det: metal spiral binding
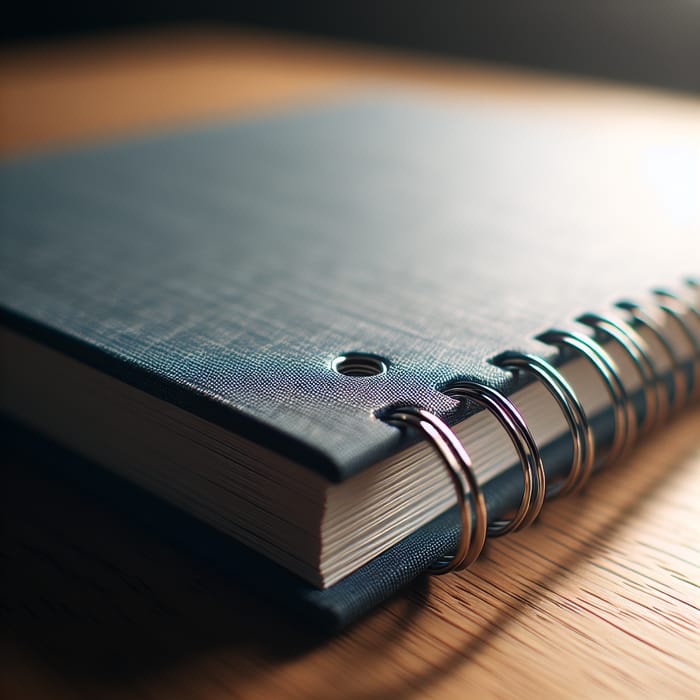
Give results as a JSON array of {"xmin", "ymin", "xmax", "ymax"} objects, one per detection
[
  {"xmin": 616, "ymin": 301, "xmax": 689, "ymax": 411},
  {"xmin": 537, "ymin": 329, "xmax": 636, "ymax": 465},
  {"xmin": 492, "ymin": 351, "xmax": 594, "ymax": 497},
  {"xmin": 441, "ymin": 382, "xmax": 546, "ymax": 536},
  {"xmin": 577, "ymin": 313, "xmax": 666, "ymax": 433},
  {"xmin": 653, "ymin": 290, "xmax": 700, "ymax": 401},
  {"xmin": 383, "ymin": 406, "xmax": 487, "ymax": 573},
  {"xmin": 381, "ymin": 280, "xmax": 697, "ymax": 576}
]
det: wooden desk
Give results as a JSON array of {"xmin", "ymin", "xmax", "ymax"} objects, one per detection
[{"xmin": 1, "ymin": 29, "xmax": 699, "ymax": 700}]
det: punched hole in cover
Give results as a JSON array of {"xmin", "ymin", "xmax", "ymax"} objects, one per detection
[{"xmin": 331, "ymin": 353, "xmax": 388, "ymax": 377}]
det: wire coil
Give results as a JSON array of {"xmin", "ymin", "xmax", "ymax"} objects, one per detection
[
  {"xmin": 537, "ymin": 329, "xmax": 636, "ymax": 464},
  {"xmin": 617, "ymin": 301, "xmax": 688, "ymax": 411},
  {"xmin": 381, "ymin": 280, "xmax": 697, "ymax": 575},
  {"xmin": 383, "ymin": 406, "xmax": 487, "ymax": 573},
  {"xmin": 493, "ymin": 351, "xmax": 594, "ymax": 497},
  {"xmin": 442, "ymin": 381, "xmax": 546, "ymax": 536},
  {"xmin": 577, "ymin": 312, "xmax": 665, "ymax": 433}
]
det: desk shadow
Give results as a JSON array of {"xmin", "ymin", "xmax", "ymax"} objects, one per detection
[
  {"xmin": 1, "ymin": 408, "xmax": 698, "ymax": 699},
  {"xmin": 0, "ymin": 419, "xmax": 427, "ymax": 689}
]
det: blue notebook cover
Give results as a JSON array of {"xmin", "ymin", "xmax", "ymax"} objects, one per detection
[{"xmin": 1, "ymin": 94, "xmax": 698, "ymax": 629}]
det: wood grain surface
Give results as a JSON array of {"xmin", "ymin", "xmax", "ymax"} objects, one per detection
[{"xmin": 1, "ymin": 28, "xmax": 699, "ymax": 700}]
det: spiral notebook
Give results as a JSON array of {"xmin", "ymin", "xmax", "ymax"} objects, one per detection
[{"xmin": 1, "ymin": 94, "xmax": 699, "ymax": 630}]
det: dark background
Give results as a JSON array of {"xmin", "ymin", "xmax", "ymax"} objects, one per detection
[{"xmin": 3, "ymin": 2, "xmax": 700, "ymax": 93}]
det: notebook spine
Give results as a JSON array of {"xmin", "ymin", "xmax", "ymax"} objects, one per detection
[{"xmin": 383, "ymin": 280, "xmax": 700, "ymax": 574}]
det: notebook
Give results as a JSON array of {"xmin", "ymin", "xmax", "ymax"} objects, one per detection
[{"xmin": 1, "ymin": 93, "xmax": 698, "ymax": 630}]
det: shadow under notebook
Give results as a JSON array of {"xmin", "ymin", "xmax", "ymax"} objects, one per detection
[{"xmin": 1, "ymin": 408, "xmax": 698, "ymax": 697}]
